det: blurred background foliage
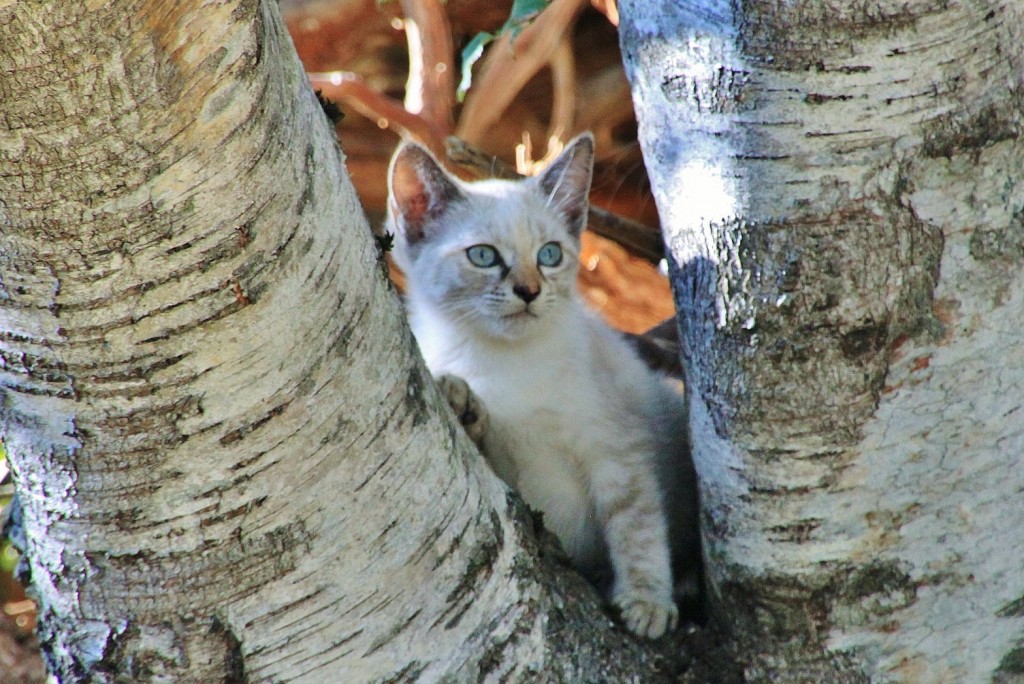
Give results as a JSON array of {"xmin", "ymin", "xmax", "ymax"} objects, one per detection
[{"xmin": 293, "ymin": 0, "xmax": 675, "ymax": 333}]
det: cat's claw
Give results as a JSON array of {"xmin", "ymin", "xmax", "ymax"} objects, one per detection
[
  {"xmin": 436, "ymin": 374, "xmax": 488, "ymax": 447},
  {"xmin": 615, "ymin": 593, "xmax": 679, "ymax": 640}
]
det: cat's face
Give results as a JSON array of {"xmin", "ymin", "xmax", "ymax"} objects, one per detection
[{"xmin": 388, "ymin": 135, "xmax": 594, "ymax": 341}]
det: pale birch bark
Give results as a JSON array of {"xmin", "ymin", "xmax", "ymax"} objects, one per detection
[
  {"xmin": 620, "ymin": 0, "xmax": 1024, "ymax": 682},
  {"xmin": 0, "ymin": 1, "xmax": 664, "ymax": 681}
]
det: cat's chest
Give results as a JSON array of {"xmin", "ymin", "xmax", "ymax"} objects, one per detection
[
  {"xmin": 429, "ymin": 329, "xmax": 620, "ymax": 565},
  {"xmin": 476, "ymin": 366, "xmax": 603, "ymax": 563},
  {"xmin": 462, "ymin": 348, "xmax": 603, "ymax": 485},
  {"xmin": 463, "ymin": 349, "xmax": 590, "ymax": 425},
  {"xmin": 414, "ymin": 311, "xmax": 613, "ymax": 449}
]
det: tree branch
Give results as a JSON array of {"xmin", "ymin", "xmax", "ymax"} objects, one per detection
[
  {"xmin": 308, "ymin": 71, "xmax": 446, "ymax": 152},
  {"xmin": 456, "ymin": 0, "xmax": 590, "ymax": 144},
  {"xmin": 548, "ymin": 34, "xmax": 577, "ymax": 144},
  {"xmin": 400, "ymin": 0, "xmax": 455, "ymax": 139}
]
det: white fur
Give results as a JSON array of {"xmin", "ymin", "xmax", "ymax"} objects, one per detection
[
  {"xmin": 389, "ymin": 136, "xmax": 691, "ymax": 638},
  {"xmin": 412, "ymin": 293, "xmax": 666, "ymax": 559}
]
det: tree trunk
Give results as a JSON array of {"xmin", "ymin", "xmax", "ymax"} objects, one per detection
[
  {"xmin": 620, "ymin": 0, "xmax": 1024, "ymax": 682},
  {"xmin": 0, "ymin": 1, "xmax": 662, "ymax": 681}
]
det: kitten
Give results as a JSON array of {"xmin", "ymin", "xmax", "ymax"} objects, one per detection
[{"xmin": 387, "ymin": 133, "xmax": 700, "ymax": 639}]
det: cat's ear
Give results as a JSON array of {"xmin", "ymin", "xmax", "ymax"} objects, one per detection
[
  {"xmin": 536, "ymin": 132, "xmax": 594, "ymax": 238},
  {"xmin": 388, "ymin": 142, "xmax": 464, "ymax": 245}
]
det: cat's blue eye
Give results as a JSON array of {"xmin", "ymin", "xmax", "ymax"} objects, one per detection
[
  {"xmin": 466, "ymin": 244, "xmax": 501, "ymax": 268},
  {"xmin": 537, "ymin": 241, "xmax": 563, "ymax": 267}
]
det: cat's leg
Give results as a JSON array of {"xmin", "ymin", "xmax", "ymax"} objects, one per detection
[
  {"xmin": 435, "ymin": 374, "xmax": 489, "ymax": 447},
  {"xmin": 590, "ymin": 458, "xmax": 678, "ymax": 639}
]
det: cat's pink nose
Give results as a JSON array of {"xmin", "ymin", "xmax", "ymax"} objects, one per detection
[{"xmin": 513, "ymin": 283, "xmax": 540, "ymax": 303}]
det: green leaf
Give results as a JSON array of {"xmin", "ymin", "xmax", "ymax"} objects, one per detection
[
  {"xmin": 507, "ymin": 0, "xmax": 548, "ymax": 24},
  {"xmin": 456, "ymin": 0, "xmax": 552, "ymax": 101},
  {"xmin": 457, "ymin": 31, "xmax": 495, "ymax": 102}
]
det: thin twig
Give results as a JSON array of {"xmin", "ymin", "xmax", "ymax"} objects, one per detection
[
  {"xmin": 587, "ymin": 205, "xmax": 665, "ymax": 264},
  {"xmin": 548, "ymin": 34, "xmax": 576, "ymax": 145},
  {"xmin": 308, "ymin": 72, "xmax": 446, "ymax": 151},
  {"xmin": 445, "ymin": 136, "xmax": 522, "ymax": 179},
  {"xmin": 400, "ymin": 0, "xmax": 455, "ymax": 140},
  {"xmin": 444, "ymin": 136, "xmax": 664, "ymax": 263}
]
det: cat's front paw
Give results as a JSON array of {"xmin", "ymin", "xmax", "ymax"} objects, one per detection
[
  {"xmin": 436, "ymin": 374, "xmax": 488, "ymax": 447},
  {"xmin": 614, "ymin": 592, "xmax": 679, "ymax": 640}
]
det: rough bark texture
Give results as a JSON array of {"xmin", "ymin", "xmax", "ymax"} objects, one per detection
[
  {"xmin": 620, "ymin": 0, "xmax": 1024, "ymax": 682},
  {"xmin": 0, "ymin": 1, "xmax": 667, "ymax": 681}
]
